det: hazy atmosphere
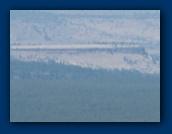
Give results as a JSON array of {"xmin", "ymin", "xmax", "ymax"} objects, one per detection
[{"xmin": 10, "ymin": 10, "xmax": 160, "ymax": 122}]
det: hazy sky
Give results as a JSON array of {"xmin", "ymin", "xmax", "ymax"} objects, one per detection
[{"xmin": 17, "ymin": 10, "xmax": 159, "ymax": 19}]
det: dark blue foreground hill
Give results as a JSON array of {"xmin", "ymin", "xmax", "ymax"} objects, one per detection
[{"xmin": 10, "ymin": 59, "xmax": 160, "ymax": 122}]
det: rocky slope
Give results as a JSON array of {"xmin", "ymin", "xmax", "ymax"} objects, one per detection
[{"xmin": 10, "ymin": 10, "xmax": 160, "ymax": 74}]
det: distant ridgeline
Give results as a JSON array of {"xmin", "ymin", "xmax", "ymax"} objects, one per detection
[
  {"xmin": 10, "ymin": 59, "xmax": 159, "ymax": 82},
  {"xmin": 11, "ymin": 45, "xmax": 147, "ymax": 55}
]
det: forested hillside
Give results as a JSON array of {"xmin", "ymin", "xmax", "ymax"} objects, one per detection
[
  {"xmin": 10, "ymin": 10, "xmax": 160, "ymax": 122},
  {"xmin": 10, "ymin": 59, "xmax": 159, "ymax": 81}
]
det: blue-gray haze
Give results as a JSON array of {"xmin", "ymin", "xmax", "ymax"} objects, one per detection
[{"xmin": 10, "ymin": 10, "xmax": 160, "ymax": 122}]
